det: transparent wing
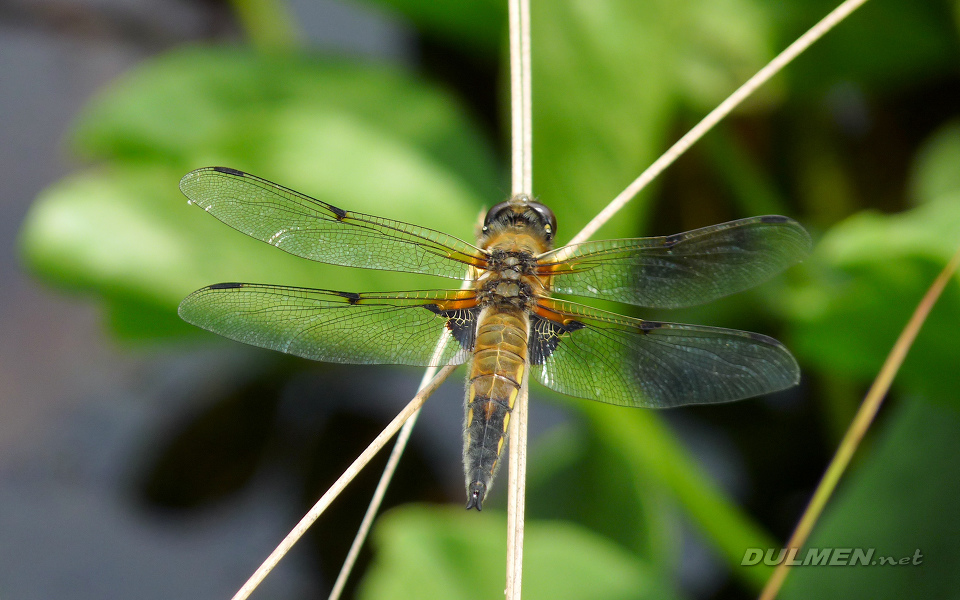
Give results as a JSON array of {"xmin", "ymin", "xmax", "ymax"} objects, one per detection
[
  {"xmin": 538, "ymin": 216, "xmax": 811, "ymax": 308},
  {"xmin": 530, "ymin": 298, "xmax": 799, "ymax": 408},
  {"xmin": 180, "ymin": 167, "xmax": 488, "ymax": 279},
  {"xmin": 179, "ymin": 284, "xmax": 479, "ymax": 366}
]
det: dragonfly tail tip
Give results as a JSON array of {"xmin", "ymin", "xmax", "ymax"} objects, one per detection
[{"xmin": 465, "ymin": 482, "xmax": 486, "ymax": 511}]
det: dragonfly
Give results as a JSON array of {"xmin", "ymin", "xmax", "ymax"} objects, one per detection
[{"xmin": 178, "ymin": 166, "xmax": 811, "ymax": 511}]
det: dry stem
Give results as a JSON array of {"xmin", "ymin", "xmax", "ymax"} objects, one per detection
[
  {"xmin": 506, "ymin": 0, "xmax": 533, "ymax": 597},
  {"xmin": 325, "ymin": 373, "xmax": 430, "ymax": 600},
  {"xmin": 230, "ymin": 363, "xmax": 457, "ymax": 600},
  {"xmin": 568, "ymin": 0, "xmax": 871, "ymax": 245},
  {"xmin": 758, "ymin": 244, "xmax": 960, "ymax": 600}
]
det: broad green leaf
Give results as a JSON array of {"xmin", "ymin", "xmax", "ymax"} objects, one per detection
[
  {"xmin": 358, "ymin": 504, "xmax": 683, "ymax": 600},
  {"xmin": 532, "ymin": 0, "xmax": 775, "ymax": 241},
  {"xmin": 526, "ymin": 421, "xmax": 680, "ymax": 569},
  {"xmin": 774, "ymin": 0, "xmax": 960, "ymax": 96},
  {"xmin": 788, "ymin": 195, "xmax": 960, "ymax": 404},
  {"xmin": 909, "ymin": 120, "xmax": 960, "ymax": 205},
  {"xmin": 780, "ymin": 398, "xmax": 960, "ymax": 600},
  {"xmin": 674, "ymin": 0, "xmax": 777, "ymax": 112},
  {"xmin": 581, "ymin": 403, "xmax": 778, "ymax": 591},
  {"xmin": 70, "ymin": 47, "xmax": 499, "ymax": 203}
]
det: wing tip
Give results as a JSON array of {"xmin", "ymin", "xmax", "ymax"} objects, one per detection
[
  {"xmin": 179, "ymin": 166, "xmax": 247, "ymax": 196},
  {"xmin": 178, "ymin": 283, "xmax": 245, "ymax": 322},
  {"xmin": 758, "ymin": 214, "xmax": 814, "ymax": 256},
  {"xmin": 744, "ymin": 330, "xmax": 803, "ymax": 386}
]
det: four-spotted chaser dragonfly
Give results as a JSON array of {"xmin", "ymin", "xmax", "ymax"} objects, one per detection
[{"xmin": 178, "ymin": 166, "xmax": 811, "ymax": 510}]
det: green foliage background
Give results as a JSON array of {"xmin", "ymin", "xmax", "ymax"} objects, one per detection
[{"xmin": 16, "ymin": 0, "xmax": 960, "ymax": 598}]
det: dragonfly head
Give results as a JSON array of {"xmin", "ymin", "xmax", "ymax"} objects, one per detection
[{"xmin": 482, "ymin": 194, "xmax": 557, "ymax": 245}]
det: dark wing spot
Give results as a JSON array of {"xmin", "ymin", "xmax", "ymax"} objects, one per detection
[
  {"xmin": 663, "ymin": 233, "xmax": 684, "ymax": 247},
  {"xmin": 209, "ymin": 282, "xmax": 243, "ymax": 289},
  {"xmin": 759, "ymin": 215, "xmax": 791, "ymax": 224},
  {"xmin": 330, "ymin": 290, "xmax": 361, "ymax": 303},
  {"xmin": 212, "ymin": 166, "xmax": 245, "ymax": 176},
  {"xmin": 638, "ymin": 320, "xmax": 664, "ymax": 332},
  {"xmin": 329, "ymin": 204, "xmax": 348, "ymax": 220}
]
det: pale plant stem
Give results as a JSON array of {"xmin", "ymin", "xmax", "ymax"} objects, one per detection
[
  {"xmin": 229, "ymin": 363, "xmax": 457, "ymax": 600},
  {"xmin": 758, "ymin": 245, "xmax": 960, "ymax": 600},
  {"xmin": 567, "ymin": 0, "xmax": 870, "ymax": 246},
  {"xmin": 325, "ymin": 372, "xmax": 432, "ymax": 600},
  {"xmin": 506, "ymin": 0, "xmax": 532, "ymax": 598},
  {"xmin": 510, "ymin": 0, "xmax": 533, "ymax": 196},
  {"xmin": 505, "ymin": 369, "xmax": 530, "ymax": 598},
  {"xmin": 328, "ymin": 267, "xmax": 476, "ymax": 600}
]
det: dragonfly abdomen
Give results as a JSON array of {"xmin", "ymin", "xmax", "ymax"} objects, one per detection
[{"xmin": 463, "ymin": 307, "xmax": 529, "ymax": 511}]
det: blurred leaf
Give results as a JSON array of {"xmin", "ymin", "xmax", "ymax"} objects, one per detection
[
  {"xmin": 362, "ymin": 0, "xmax": 504, "ymax": 54},
  {"xmin": 780, "ymin": 398, "xmax": 960, "ymax": 600},
  {"xmin": 582, "ymin": 403, "xmax": 778, "ymax": 591},
  {"xmin": 358, "ymin": 504, "xmax": 683, "ymax": 600},
  {"xmin": 526, "ymin": 421, "xmax": 680, "ymax": 571},
  {"xmin": 674, "ymin": 0, "xmax": 777, "ymax": 111},
  {"xmin": 909, "ymin": 120, "xmax": 960, "ymax": 205},
  {"xmin": 531, "ymin": 0, "xmax": 670, "ymax": 239},
  {"xmin": 775, "ymin": 0, "xmax": 960, "ymax": 96},
  {"xmin": 790, "ymin": 124, "xmax": 960, "ymax": 402},
  {"xmin": 71, "ymin": 47, "xmax": 499, "ymax": 202},
  {"xmin": 532, "ymin": 0, "xmax": 776, "ymax": 241},
  {"xmin": 788, "ymin": 195, "xmax": 960, "ymax": 404},
  {"xmin": 20, "ymin": 48, "xmax": 498, "ymax": 339}
]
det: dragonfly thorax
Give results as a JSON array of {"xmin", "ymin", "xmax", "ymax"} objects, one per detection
[{"xmin": 475, "ymin": 249, "xmax": 544, "ymax": 309}]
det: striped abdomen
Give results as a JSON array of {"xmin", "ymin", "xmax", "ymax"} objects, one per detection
[{"xmin": 463, "ymin": 307, "xmax": 529, "ymax": 510}]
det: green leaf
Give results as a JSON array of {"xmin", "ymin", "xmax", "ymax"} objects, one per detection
[
  {"xmin": 71, "ymin": 48, "xmax": 499, "ymax": 203},
  {"xmin": 581, "ymin": 403, "xmax": 778, "ymax": 590},
  {"xmin": 909, "ymin": 120, "xmax": 960, "ymax": 205},
  {"xmin": 673, "ymin": 0, "xmax": 778, "ymax": 112},
  {"xmin": 775, "ymin": 0, "xmax": 960, "ymax": 96},
  {"xmin": 532, "ymin": 0, "xmax": 775, "ymax": 240},
  {"xmin": 780, "ymin": 398, "xmax": 960, "ymax": 600},
  {"xmin": 358, "ymin": 504, "xmax": 684, "ymax": 600},
  {"xmin": 788, "ymin": 195, "xmax": 960, "ymax": 404},
  {"xmin": 20, "ymin": 48, "xmax": 499, "ymax": 339},
  {"xmin": 526, "ymin": 421, "xmax": 680, "ymax": 569}
]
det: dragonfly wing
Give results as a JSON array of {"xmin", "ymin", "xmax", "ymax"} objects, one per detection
[
  {"xmin": 530, "ymin": 298, "xmax": 799, "ymax": 408},
  {"xmin": 179, "ymin": 284, "xmax": 479, "ymax": 366},
  {"xmin": 180, "ymin": 167, "xmax": 487, "ymax": 279},
  {"xmin": 538, "ymin": 216, "xmax": 811, "ymax": 308}
]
